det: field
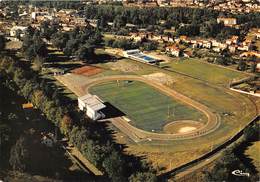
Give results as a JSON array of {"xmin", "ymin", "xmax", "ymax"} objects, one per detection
[
  {"xmin": 162, "ymin": 58, "xmax": 248, "ymax": 85},
  {"xmin": 89, "ymin": 80, "xmax": 206, "ymax": 132}
]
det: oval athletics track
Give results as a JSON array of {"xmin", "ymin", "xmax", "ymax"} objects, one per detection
[{"xmin": 83, "ymin": 75, "xmax": 220, "ymax": 142}]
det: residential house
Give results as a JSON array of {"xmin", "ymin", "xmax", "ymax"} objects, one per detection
[
  {"xmin": 255, "ymin": 30, "xmax": 260, "ymax": 39},
  {"xmin": 257, "ymin": 62, "xmax": 260, "ymax": 72},
  {"xmin": 226, "ymin": 36, "xmax": 239, "ymax": 45},
  {"xmin": 166, "ymin": 45, "xmax": 180, "ymax": 57},
  {"xmin": 217, "ymin": 17, "xmax": 237, "ymax": 27},
  {"xmin": 240, "ymin": 51, "xmax": 260, "ymax": 58},
  {"xmin": 212, "ymin": 39, "xmax": 222, "ymax": 47},
  {"xmin": 10, "ymin": 26, "xmax": 27, "ymax": 39},
  {"xmin": 183, "ymin": 50, "xmax": 192, "ymax": 58},
  {"xmin": 202, "ymin": 40, "xmax": 212, "ymax": 49},
  {"xmin": 31, "ymin": 11, "xmax": 53, "ymax": 22},
  {"xmin": 237, "ymin": 43, "xmax": 252, "ymax": 51},
  {"xmin": 228, "ymin": 45, "xmax": 237, "ymax": 53},
  {"xmin": 179, "ymin": 35, "xmax": 190, "ymax": 44},
  {"xmin": 213, "ymin": 47, "xmax": 221, "ymax": 52}
]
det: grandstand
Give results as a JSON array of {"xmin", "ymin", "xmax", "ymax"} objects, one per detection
[{"xmin": 123, "ymin": 49, "xmax": 160, "ymax": 65}]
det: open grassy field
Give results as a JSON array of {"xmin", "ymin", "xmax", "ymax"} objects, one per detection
[
  {"xmin": 245, "ymin": 141, "xmax": 260, "ymax": 172},
  {"xmin": 162, "ymin": 58, "xmax": 248, "ymax": 85},
  {"xmin": 89, "ymin": 80, "xmax": 206, "ymax": 132}
]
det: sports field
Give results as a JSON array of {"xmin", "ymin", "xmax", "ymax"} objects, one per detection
[
  {"xmin": 89, "ymin": 80, "xmax": 206, "ymax": 132},
  {"xmin": 163, "ymin": 59, "xmax": 247, "ymax": 85}
]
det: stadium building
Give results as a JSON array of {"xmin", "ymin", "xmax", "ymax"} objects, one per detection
[{"xmin": 78, "ymin": 94, "xmax": 106, "ymax": 120}]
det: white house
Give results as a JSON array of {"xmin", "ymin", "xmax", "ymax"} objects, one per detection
[
  {"xmin": 257, "ymin": 63, "xmax": 260, "ymax": 72},
  {"xmin": 78, "ymin": 94, "xmax": 106, "ymax": 120},
  {"xmin": 166, "ymin": 45, "xmax": 180, "ymax": 57},
  {"xmin": 217, "ymin": 17, "xmax": 237, "ymax": 27},
  {"xmin": 10, "ymin": 26, "xmax": 27, "ymax": 38}
]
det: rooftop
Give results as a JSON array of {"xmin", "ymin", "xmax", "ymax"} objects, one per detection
[{"xmin": 79, "ymin": 94, "xmax": 105, "ymax": 111}]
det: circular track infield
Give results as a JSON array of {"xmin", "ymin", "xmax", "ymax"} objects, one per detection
[{"xmin": 83, "ymin": 75, "xmax": 220, "ymax": 142}]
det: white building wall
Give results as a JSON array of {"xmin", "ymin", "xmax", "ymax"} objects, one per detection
[
  {"xmin": 86, "ymin": 105, "xmax": 100, "ymax": 120},
  {"xmin": 78, "ymin": 99, "xmax": 85, "ymax": 111}
]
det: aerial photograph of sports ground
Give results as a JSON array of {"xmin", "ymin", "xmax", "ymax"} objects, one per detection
[{"xmin": 0, "ymin": 1, "xmax": 259, "ymax": 182}]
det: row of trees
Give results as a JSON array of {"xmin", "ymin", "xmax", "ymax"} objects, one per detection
[
  {"xmin": 105, "ymin": 38, "xmax": 158, "ymax": 51},
  {"xmin": 0, "ymin": 56, "xmax": 157, "ymax": 182}
]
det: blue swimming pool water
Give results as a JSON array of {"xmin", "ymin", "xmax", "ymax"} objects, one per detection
[{"xmin": 143, "ymin": 56, "xmax": 155, "ymax": 61}]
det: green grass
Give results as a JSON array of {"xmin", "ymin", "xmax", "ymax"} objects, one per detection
[
  {"xmin": 89, "ymin": 80, "xmax": 205, "ymax": 132},
  {"xmin": 163, "ymin": 59, "xmax": 246, "ymax": 85},
  {"xmin": 245, "ymin": 141, "xmax": 260, "ymax": 172}
]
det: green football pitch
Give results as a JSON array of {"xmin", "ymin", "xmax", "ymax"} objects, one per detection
[{"xmin": 89, "ymin": 80, "xmax": 206, "ymax": 132}]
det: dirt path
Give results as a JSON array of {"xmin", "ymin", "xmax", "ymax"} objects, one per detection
[{"xmin": 83, "ymin": 75, "xmax": 220, "ymax": 142}]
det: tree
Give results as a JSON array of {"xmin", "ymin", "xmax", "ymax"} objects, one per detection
[
  {"xmin": 0, "ymin": 123, "xmax": 10, "ymax": 159},
  {"xmin": 51, "ymin": 32, "xmax": 69, "ymax": 50},
  {"xmin": 21, "ymin": 80, "xmax": 34, "ymax": 99},
  {"xmin": 243, "ymin": 124, "xmax": 259, "ymax": 141},
  {"xmin": 129, "ymin": 172, "xmax": 157, "ymax": 182},
  {"xmin": 22, "ymin": 33, "xmax": 48, "ymax": 60},
  {"xmin": 250, "ymin": 62, "xmax": 257, "ymax": 73},
  {"xmin": 215, "ymin": 57, "xmax": 229, "ymax": 66},
  {"xmin": 141, "ymin": 41, "xmax": 158, "ymax": 51},
  {"xmin": 32, "ymin": 35, "xmax": 48, "ymax": 58},
  {"xmin": 0, "ymin": 34, "xmax": 6, "ymax": 52},
  {"xmin": 176, "ymin": 24, "xmax": 200, "ymax": 37},
  {"xmin": 237, "ymin": 60, "xmax": 247, "ymax": 71},
  {"xmin": 33, "ymin": 56, "xmax": 44, "ymax": 71},
  {"xmin": 63, "ymin": 38, "xmax": 79, "ymax": 57},
  {"xmin": 60, "ymin": 114, "xmax": 72, "ymax": 135},
  {"xmin": 76, "ymin": 43, "xmax": 95, "ymax": 61},
  {"xmin": 40, "ymin": 21, "xmax": 58, "ymax": 40},
  {"xmin": 31, "ymin": 90, "xmax": 45, "ymax": 109},
  {"xmin": 102, "ymin": 150, "xmax": 126, "ymax": 182},
  {"xmin": 9, "ymin": 136, "xmax": 29, "ymax": 171}
]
